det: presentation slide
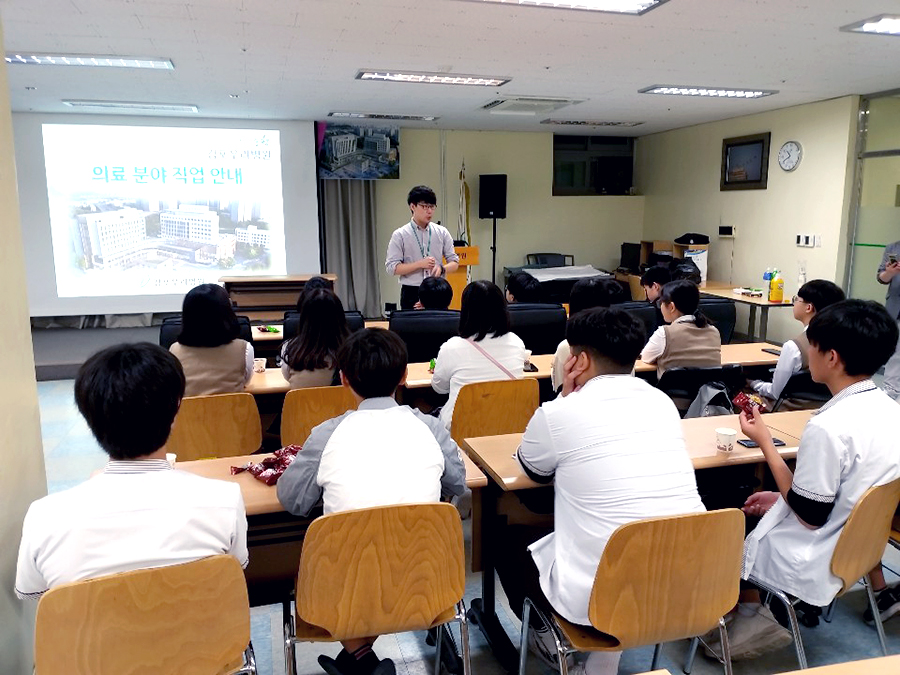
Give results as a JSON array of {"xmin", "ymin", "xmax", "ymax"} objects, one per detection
[{"xmin": 41, "ymin": 124, "xmax": 286, "ymax": 299}]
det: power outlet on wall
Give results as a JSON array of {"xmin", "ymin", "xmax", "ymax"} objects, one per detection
[{"xmin": 718, "ymin": 225, "xmax": 736, "ymax": 238}]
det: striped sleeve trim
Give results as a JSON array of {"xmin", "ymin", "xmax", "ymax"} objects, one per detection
[
  {"xmin": 15, "ymin": 587, "xmax": 47, "ymax": 600},
  {"xmin": 516, "ymin": 450, "xmax": 555, "ymax": 484},
  {"xmin": 791, "ymin": 482, "xmax": 836, "ymax": 504}
]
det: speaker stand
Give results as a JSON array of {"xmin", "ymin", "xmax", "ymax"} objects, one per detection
[{"xmin": 490, "ymin": 216, "xmax": 498, "ymax": 283}]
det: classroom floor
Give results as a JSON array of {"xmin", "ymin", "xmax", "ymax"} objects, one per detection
[{"xmin": 36, "ymin": 379, "xmax": 900, "ymax": 675}]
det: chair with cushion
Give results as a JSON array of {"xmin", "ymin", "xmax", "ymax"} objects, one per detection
[
  {"xmin": 280, "ymin": 385, "xmax": 358, "ymax": 447},
  {"xmin": 526, "ymin": 253, "xmax": 574, "ymax": 267},
  {"xmin": 507, "ymin": 303, "xmax": 568, "ymax": 356},
  {"xmin": 283, "ymin": 503, "xmax": 471, "ymax": 675},
  {"xmin": 282, "ymin": 310, "xmax": 365, "ymax": 341},
  {"xmin": 450, "ymin": 378, "xmax": 539, "ymax": 447},
  {"xmin": 519, "ymin": 509, "xmax": 744, "ymax": 675},
  {"xmin": 159, "ymin": 315, "xmax": 255, "ymax": 350},
  {"xmin": 771, "ymin": 371, "xmax": 831, "ymax": 412},
  {"xmin": 164, "ymin": 392, "xmax": 262, "ymax": 461},
  {"xmin": 656, "ymin": 365, "xmax": 745, "ymax": 417},
  {"xmin": 614, "ymin": 301, "xmax": 661, "ymax": 343},
  {"xmin": 389, "ymin": 309, "xmax": 461, "ymax": 363},
  {"xmin": 35, "ymin": 554, "xmax": 256, "ymax": 675},
  {"xmin": 698, "ymin": 297, "xmax": 737, "ymax": 344}
]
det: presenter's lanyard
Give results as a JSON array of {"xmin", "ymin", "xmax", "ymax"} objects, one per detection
[{"xmin": 409, "ymin": 221, "xmax": 432, "ymax": 259}]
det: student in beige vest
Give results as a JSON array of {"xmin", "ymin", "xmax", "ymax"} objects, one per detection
[
  {"xmin": 280, "ymin": 288, "xmax": 350, "ymax": 389},
  {"xmin": 169, "ymin": 283, "xmax": 253, "ymax": 397},
  {"xmin": 750, "ymin": 279, "xmax": 845, "ymax": 406},
  {"xmin": 640, "ymin": 280, "xmax": 721, "ymax": 378}
]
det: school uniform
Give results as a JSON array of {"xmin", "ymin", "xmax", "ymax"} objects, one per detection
[
  {"xmin": 170, "ymin": 339, "xmax": 253, "ymax": 396},
  {"xmin": 752, "ymin": 329, "xmax": 809, "ymax": 403},
  {"xmin": 279, "ymin": 341, "xmax": 336, "ymax": 389},
  {"xmin": 640, "ymin": 315, "xmax": 721, "ymax": 378}
]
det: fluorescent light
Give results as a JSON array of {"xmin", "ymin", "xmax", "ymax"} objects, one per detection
[
  {"xmin": 541, "ymin": 119, "xmax": 644, "ymax": 126},
  {"xmin": 328, "ymin": 112, "xmax": 439, "ymax": 121},
  {"xmin": 6, "ymin": 54, "xmax": 174, "ymax": 69},
  {"xmin": 356, "ymin": 70, "xmax": 510, "ymax": 87},
  {"xmin": 638, "ymin": 85, "xmax": 777, "ymax": 99},
  {"xmin": 62, "ymin": 100, "xmax": 198, "ymax": 113},
  {"xmin": 462, "ymin": 0, "xmax": 668, "ymax": 15},
  {"xmin": 841, "ymin": 15, "xmax": 900, "ymax": 36}
]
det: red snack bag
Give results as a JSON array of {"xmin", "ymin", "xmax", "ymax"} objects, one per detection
[
  {"xmin": 257, "ymin": 468, "xmax": 279, "ymax": 486},
  {"xmin": 230, "ymin": 463, "xmax": 251, "ymax": 475},
  {"xmin": 733, "ymin": 391, "xmax": 767, "ymax": 415}
]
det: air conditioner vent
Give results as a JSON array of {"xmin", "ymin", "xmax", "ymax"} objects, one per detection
[{"xmin": 480, "ymin": 96, "xmax": 583, "ymax": 115}]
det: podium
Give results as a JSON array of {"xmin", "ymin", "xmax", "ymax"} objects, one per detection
[{"xmin": 447, "ymin": 246, "xmax": 478, "ymax": 311}]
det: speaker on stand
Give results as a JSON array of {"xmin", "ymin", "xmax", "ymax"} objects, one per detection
[{"xmin": 478, "ymin": 174, "xmax": 507, "ymax": 283}]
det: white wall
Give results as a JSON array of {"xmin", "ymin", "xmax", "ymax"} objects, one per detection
[
  {"xmin": 374, "ymin": 129, "xmax": 645, "ymax": 308},
  {"xmin": 0, "ymin": 21, "xmax": 48, "ymax": 674},
  {"xmin": 635, "ymin": 96, "xmax": 859, "ymax": 343}
]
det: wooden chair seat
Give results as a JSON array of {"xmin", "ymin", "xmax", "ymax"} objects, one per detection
[
  {"xmin": 164, "ymin": 392, "xmax": 261, "ymax": 461},
  {"xmin": 553, "ymin": 615, "xmax": 620, "ymax": 652},
  {"xmin": 294, "ymin": 605, "xmax": 458, "ymax": 642},
  {"xmin": 281, "ymin": 385, "xmax": 357, "ymax": 447}
]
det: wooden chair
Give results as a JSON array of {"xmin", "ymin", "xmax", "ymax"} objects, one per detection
[
  {"xmin": 449, "ymin": 378, "xmax": 539, "ymax": 446},
  {"xmin": 280, "ymin": 385, "xmax": 358, "ymax": 447},
  {"xmin": 519, "ymin": 509, "xmax": 744, "ymax": 675},
  {"xmin": 164, "ymin": 392, "xmax": 262, "ymax": 461},
  {"xmin": 284, "ymin": 503, "xmax": 470, "ymax": 675},
  {"xmin": 34, "ymin": 555, "xmax": 255, "ymax": 675}
]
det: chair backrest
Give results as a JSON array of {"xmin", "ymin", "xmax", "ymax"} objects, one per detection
[
  {"xmin": 657, "ymin": 365, "xmax": 745, "ymax": 415},
  {"xmin": 282, "ymin": 310, "xmax": 365, "ymax": 341},
  {"xmin": 507, "ymin": 303, "xmax": 568, "ymax": 355},
  {"xmin": 772, "ymin": 370, "xmax": 832, "ymax": 412},
  {"xmin": 526, "ymin": 253, "xmax": 574, "ymax": 267},
  {"xmin": 832, "ymin": 478, "xmax": 900, "ymax": 595},
  {"xmin": 35, "ymin": 555, "xmax": 250, "ymax": 675},
  {"xmin": 614, "ymin": 301, "xmax": 661, "ymax": 343},
  {"xmin": 588, "ymin": 509, "xmax": 744, "ymax": 650},
  {"xmin": 164, "ymin": 392, "xmax": 262, "ymax": 461},
  {"xmin": 281, "ymin": 385, "xmax": 358, "ymax": 446},
  {"xmin": 296, "ymin": 503, "xmax": 465, "ymax": 641},
  {"xmin": 698, "ymin": 297, "xmax": 737, "ymax": 344},
  {"xmin": 449, "ymin": 378, "xmax": 539, "ymax": 446},
  {"xmin": 388, "ymin": 309, "xmax": 461, "ymax": 363},
  {"xmin": 159, "ymin": 315, "xmax": 254, "ymax": 350}
]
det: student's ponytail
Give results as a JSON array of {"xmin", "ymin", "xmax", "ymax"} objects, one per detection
[{"xmin": 693, "ymin": 309, "xmax": 709, "ymax": 328}]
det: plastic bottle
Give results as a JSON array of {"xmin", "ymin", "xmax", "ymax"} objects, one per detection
[
  {"xmin": 769, "ymin": 269, "xmax": 784, "ymax": 303},
  {"xmin": 763, "ymin": 267, "xmax": 772, "ymax": 284}
]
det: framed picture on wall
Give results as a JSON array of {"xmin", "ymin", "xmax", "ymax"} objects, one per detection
[{"xmin": 720, "ymin": 132, "xmax": 771, "ymax": 191}]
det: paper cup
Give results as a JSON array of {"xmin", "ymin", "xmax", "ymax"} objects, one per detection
[
  {"xmin": 166, "ymin": 452, "xmax": 177, "ymax": 468},
  {"xmin": 524, "ymin": 350, "xmax": 532, "ymax": 366},
  {"xmin": 715, "ymin": 427, "xmax": 738, "ymax": 452},
  {"xmin": 253, "ymin": 358, "xmax": 267, "ymax": 373}
]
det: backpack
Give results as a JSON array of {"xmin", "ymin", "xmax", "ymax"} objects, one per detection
[{"xmin": 684, "ymin": 381, "xmax": 734, "ymax": 418}]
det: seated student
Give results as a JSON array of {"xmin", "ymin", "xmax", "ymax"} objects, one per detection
[
  {"xmin": 295, "ymin": 275, "xmax": 333, "ymax": 313},
  {"xmin": 431, "ymin": 280, "xmax": 527, "ymax": 430},
  {"xmin": 749, "ymin": 279, "xmax": 845, "ymax": 405},
  {"xmin": 280, "ymin": 288, "xmax": 350, "ymax": 389},
  {"xmin": 551, "ymin": 277, "xmax": 628, "ymax": 392},
  {"xmin": 640, "ymin": 279, "xmax": 721, "ymax": 377},
  {"xmin": 640, "ymin": 265, "xmax": 672, "ymax": 306},
  {"xmin": 414, "ymin": 275, "xmax": 453, "ymax": 310},
  {"xmin": 704, "ymin": 300, "xmax": 900, "ymax": 660},
  {"xmin": 169, "ymin": 283, "xmax": 253, "ymax": 397},
  {"xmin": 277, "ymin": 328, "xmax": 466, "ymax": 675},
  {"xmin": 497, "ymin": 308, "xmax": 705, "ymax": 675},
  {"xmin": 16, "ymin": 343, "xmax": 248, "ymax": 599},
  {"xmin": 506, "ymin": 270, "xmax": 543, "ymax": 303}
]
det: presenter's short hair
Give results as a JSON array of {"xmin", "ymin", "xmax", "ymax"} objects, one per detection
[
  {"xmin": 418, "ymin": 276, "xmax": 453, "ymax": 310},
  {"xmin": 75, "ymin": 343, "xmax": 185, "ymax": 460},
  {"xmin": 567, "ymin": 308, "xmax": 645, "ymax": 372},
  {"xmin": 460, "ymin": 280, "xmax": 510, "ymax": 342},
  {"xmin": 337, "ymin": 328, "xmax": 408, "ymax": 399},
  {"xmin": 407, "ymin": 185, "xmax": 437, "ymax": 206},
  {"xmin": 177, "ymin": 283, "xmax": 240, "ymax": 347},
  {"xmin": 806, "ymin": 299, "xmax": 899, "ymax": 376}
]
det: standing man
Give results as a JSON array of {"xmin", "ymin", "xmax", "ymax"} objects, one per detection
[
  {"xmin": 877, "ymin": 240, "xmax": 900, "ymax": 399},
  {"xmin": 386, "ymin": 185, "xmax": 459, "ymax": 310}
]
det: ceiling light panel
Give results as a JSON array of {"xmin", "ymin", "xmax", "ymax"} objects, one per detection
[
  {"xmin": 356, "ymin": 70, "xmax": 510, "ymax": 87},
  {"xmin": 62, "ymin": 100, "xmax": 198, "ymax": 113},
  {"xmin": 6, "ymin": 54, "xmax": 174, "ymax": 69},
  {"xmin": 841, "ymin": 15, "xmax": 900, "ymax": 36},
  {"xmin": 328, "ymin": 112, "xmax": 438, "ymax": 121},
  {"xmin": 638, "ymin": 85, "xmax": 777, "ymax": 99},
  {"xmin": 462, "ymin": 0, "xmax": 668, "ymax": 15},
  {"xmin": 541, "ymin": 119, "xmax": 644, "ymax": 126}
]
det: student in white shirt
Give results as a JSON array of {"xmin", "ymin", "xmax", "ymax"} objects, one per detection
[
  {"xmin": 431, "ymin": 280, "xmax": 526, "ymax": 429},
  {"xmin": 16, "ymin": 343, "xmax": 248, "ymax": 600},
  {"xmin": 498, "ymin": 307, "xmax": 705, "ymax": 675},
  {"xmin": 749, "ymin": 279, "xmax": 844, "ymax": 405},
  {"xmin": 703, "ymin": 300, "xmax": 900, "ymax": 661}
]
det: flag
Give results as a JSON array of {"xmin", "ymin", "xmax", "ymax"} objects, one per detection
[{"xmin": 458, "ymin": 160, "xmax": 471, "ymax": 245}]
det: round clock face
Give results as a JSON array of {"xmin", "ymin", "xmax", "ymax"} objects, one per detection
[{"xmin": 778, "ymin": 141, "xmax": 802, "ymax": 172}]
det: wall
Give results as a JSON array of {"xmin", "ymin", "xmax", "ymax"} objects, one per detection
[
  {"xmin": 635, "ymin": 96, "xmax": 859, "ymax": 343},
  {"xmin": 0, "ymin": 21, "xmax": 48, "ymax": 674},
  {"xmin": 374, "ymin": 129, "xmax": 645, "ymax": 308}
]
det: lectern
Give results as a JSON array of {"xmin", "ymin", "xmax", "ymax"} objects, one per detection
[{"xmin": 446, "ymin": 246, "xmax": 478, "ymax": 311}]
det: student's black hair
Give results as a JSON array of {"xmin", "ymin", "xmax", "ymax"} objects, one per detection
[
  {"xmin": 806, "ymin": 299, "xmax": 899, "ymax": 376},
  {"xmin": 566, "ymin": 307, "xmax": 646, "ymax": 372},
  {"xmin": 418, "ymin": 276, "xmax": 453, "ymax": 310},
  {"xmin": 459, "ymin": 280, "xmax": 510, "ymax": 342},
  {"xmin": 569, "ymin": 277, "xmax": 628, "ymax": 315},
  {"xmin": 283, "ymin": 289, "xmax": 350, "ymax": 372},
  {"xmin": 295, "ymin": 276, "xmax": 332, "ymax": 312},
  {"xmin": 75, "ymin": 343, "xmax": 185, "ymax": 460},
  {"xmin": 505, "ymin": 271, "xmax": 542, "ymax": 303},
  {"xmin": 176, "ymin": 283, "xmax": 240, "ymax": 347},
  {"xmin": 407, "ymin": 185, "xmax": 437, "ymax": 206},
  {"xmin": 640, "ymin": 266, "xmax": 672, "ymax": 288},
  {"xmin": 337, "ymin": 328, "xmax": 408, "ymax": 398},
  {"xmin": 659, "ymin": 280, "xmax": 708, "ymax": 328},
  {"xmin": 797, "ymin": 279, "xmax": 846, "ymax": 313}
]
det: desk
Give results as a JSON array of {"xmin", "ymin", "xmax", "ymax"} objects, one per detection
[
  {"xmin": 245, "ymin": 368, "xmax": 291, "ymax": 395},
  {"xmin": 701, "ymin": 286, "xmax": 792, "ymax": 342},
  {"xmin": 775, "ymin": 655, "xmax": 900, "ymax": 674},
  {"xmin": 251, "ymin": 323, "xmax": 284, "ymax": 342}
]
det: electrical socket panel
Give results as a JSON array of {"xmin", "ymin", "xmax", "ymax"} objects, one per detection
[{"xmin": 795, "ymin": 233, "xmax": 818, "ymax": 248}]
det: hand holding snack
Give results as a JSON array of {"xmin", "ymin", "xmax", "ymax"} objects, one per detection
[
  {"xmin": 733, "ymin": 391, "xmax": 767, "ymax": 416},
  {"xmin": 738, "ymin": 405, "xmax": 773, "ymax": 448}
]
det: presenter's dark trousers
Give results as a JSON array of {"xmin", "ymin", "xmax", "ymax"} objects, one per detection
[{"xmin": 400, "ymin": 284, "xmax": 419, "ymax": 310}]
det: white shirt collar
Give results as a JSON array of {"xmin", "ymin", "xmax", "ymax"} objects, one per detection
[
  {"xmin": 814, "ymin": 379, "xmax": 877, "ymax": 415},
  {"xmin": 673, "ymin": 315, "xmax": 695, "ymax": 324},
  {"xmin": 103, "ymin": 459, "xmax": 173, "ymax": 474}
]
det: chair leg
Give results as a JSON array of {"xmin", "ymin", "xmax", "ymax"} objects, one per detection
[
  {"xmin": 752, "ymin": 579, "xmax": 807, "ymax": 669},
  {"xmin": 683, "ymin": 637, "xmax": 699, "ymax": 674},
  {"xmin": 434, "ymin": 620, "xmax": 444, "ymax": 675},
  {"xmin": 822, "ymin": 599, "xmax": 836, "ymax": 624},
  {"xmin": 456, "ymin": 601, "xmax": 472, "ymax": 675},
  {"xmin": 283, "ymin": 598, "xmax": 297, "ymax": 675},
  {"xmin": 718, "ymin": 617, "xmax": 733, "ymax": 675},
  {"xmin": 519, "ymin": 598, "xmax": 534, "ymax": 675},
  {"xmin": 232, "ymin": 641, "xmax": 258, "ymax": 674},
  {"xmin": 864, "ymin": 577, "xmax": 889, "ymax": 656},
  {"xmin": 651, "ymin": 643, "xmax": 663, "ymax": 670}
]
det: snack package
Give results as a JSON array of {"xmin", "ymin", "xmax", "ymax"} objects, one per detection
[
  {"xmin": 230, "ymin": 445, "xmax": 301, "ymax": 485},
  {"xmin": 733, "ymin": 392, "xmax": 767, "ymax": 416}
]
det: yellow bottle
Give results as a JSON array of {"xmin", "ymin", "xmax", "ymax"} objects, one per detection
[{"xmin": 768, "ymin": 269, "xmax": 784, "ymax": 303}]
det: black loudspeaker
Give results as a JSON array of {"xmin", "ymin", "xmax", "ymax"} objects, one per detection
[{"xmin": 479, "ymin": 174, "xmax": 507, "ymax": 219}]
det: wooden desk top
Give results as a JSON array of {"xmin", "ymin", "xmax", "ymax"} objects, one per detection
[
  {"xmin": 365, "ymin": 320, "xmax": 389, "ymax": 330},
  {"xmin": 701, "ymin": 286, "xmax": 793, "ymax": 308},
  {"xmin": 461, "ymin": 410, "xmax": 810, "ymax": 492},
  {"xmin": 220, "ymin": 274, "xmax": 337, "ymax": 283},
  {"xmin": 404, "ymin": 353, "xmax": 554, "ymax": 388},
  {"xmin": 252, "ymin": 324, "xmax": 284, "ymax": 342},
  {"xmin": 245, "ymin": 368, "xmax": 291, "ymax": 395},
  {"xmin": 634, "ymin": 341, "xmax": 781, "ymax": 373},
  {"xmin": 775, "ymin": 655, "xmax": 900, "ymax": 674},
  {"xmin": 177, "ymin": 452, "xmax": 488, "ymax": 516}
]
